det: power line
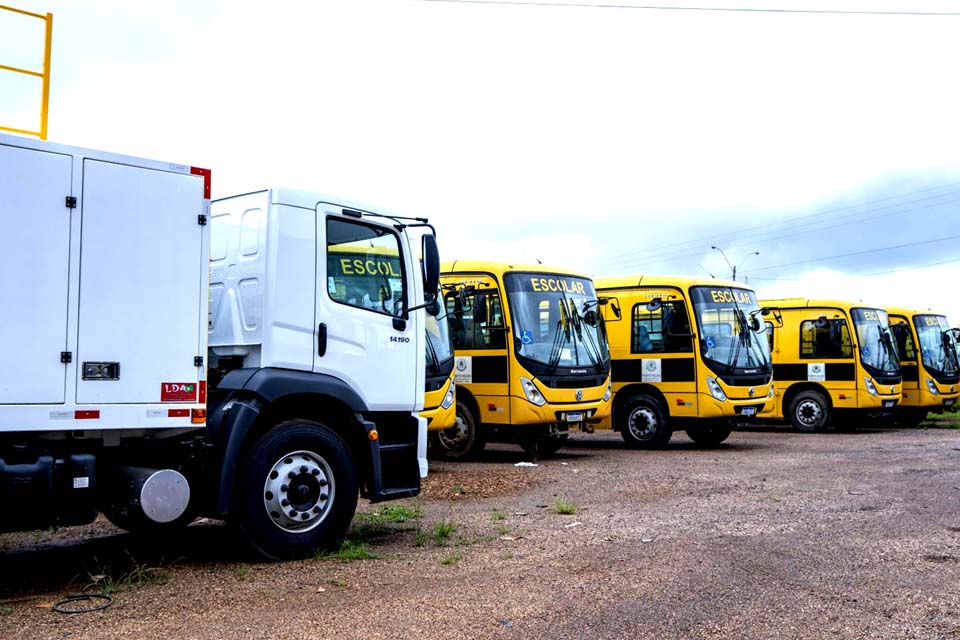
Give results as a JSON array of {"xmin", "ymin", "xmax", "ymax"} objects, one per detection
[
  {"xmin": 746, "ymin": 233, "xmax": 960, "ymax": 274},
  {"xmin": 592, "ymin": 182, "xmax": 960, "ymax": 269},
  {"xmin": 417, "ymin": 0, "xmax": 960, "ymax": 16},
  {"xmin": 747, "ymin": 256, "xmax": 960, "ymax": 282},
  {"xmin": 595, "ymin": 188, "xmax": 960, "ymax": 272}
]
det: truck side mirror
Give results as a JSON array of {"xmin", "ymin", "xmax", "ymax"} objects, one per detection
[{"xmin": 421, "ymin": 234, "xmax": 440, "ymax": 295}]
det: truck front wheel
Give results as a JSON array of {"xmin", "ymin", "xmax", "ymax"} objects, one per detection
[{"xmin": 235, "ymin": 420, "xmax": 358, "ymax": 561}]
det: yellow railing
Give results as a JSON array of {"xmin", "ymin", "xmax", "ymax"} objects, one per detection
[{"xmin": 0, "ymin": 4, "xmax": 52, "ymax": 139}]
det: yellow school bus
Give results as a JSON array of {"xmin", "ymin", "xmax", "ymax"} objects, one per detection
[
  {"xmin": 886, "ymin": 307, "xmax": 959, "ymax": 426},
  {"xmin": 328, "ymin": 246, "xmax": 455, "ymax": 429},
  {"xmin": 436, "ymin": 261, "xmax": 612, "ymax": 458},
  {"xmin": 595, "ymin": 276, "xmax": 774, "ymax": 447},
  {"xmin": 423, "ymin": 299, "xmax": 457, "ymax": 431},
  {"xmin": 759, "ymin": 299, "xmax": 901, "ymax": 431}
]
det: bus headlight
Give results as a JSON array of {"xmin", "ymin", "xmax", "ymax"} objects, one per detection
[
  {"xmin": 602, "ymin": 379, "xmax": 612, "ymax": 402},
  {"xmin": 520, "ymin": 377, "xmax": 547, "ymax": 407},
  {"xmin": 864, "ymin": 377, "xmax": 878, "ymax": 396},
  {"xmin": 926, "ymin": 378, "xmax": 940, "ymax": 395},
  {"xmin": 441, "ymin": 383, "xmax": 456, "ymax": 410},
  {"xmin": 706, "ymin": 377, "xmax": 727, "ymax": 402}
]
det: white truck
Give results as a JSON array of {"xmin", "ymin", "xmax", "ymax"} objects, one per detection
[{"xmin": 0, "ymin": 133, "xmax": 440, "ymax": 559}]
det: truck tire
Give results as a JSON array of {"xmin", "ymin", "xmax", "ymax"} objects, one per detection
[
  {"xmin": 619, "ymin": 395, "xmax": 672, "ymax": 449},
  {"xmin": 432, "ymin": 400, "xmax": 484, "ymax": 460},
  {"xmin": 234, "ymin": 420, "xmax": 358, "ymax": 561},
  {"xmin": 686, "ymin": 424, "xmax": 732, "ymax": 446},
  {"xmin": 788, "ymin": 390, "xmax": 830, "ymax": 432}
]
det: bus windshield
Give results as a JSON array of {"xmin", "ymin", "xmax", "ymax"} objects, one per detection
[
  {"xmin": 425, "ymin": 300, "xmax": 454, "ymax": 372},
  {"xmin": 850, "ymin": 308, "xmax": 900, "ymax": 374},
  {"xmin": 689, "ymin": 287, "xmax": 771, "ymax": 371},
  {"xmin": 503, "ymin": 273, "xmax": 609, "ymax": 370},
  {"xmin": 914, "ymin": 315, "xmax": 959, "ymax": 375}
]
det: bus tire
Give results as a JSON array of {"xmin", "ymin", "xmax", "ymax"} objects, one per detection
[
  {"xmin": 520, "ymin": 434, "xmax": 568, "ymax": 459},
  {"xmin": 897, "ymin": 408, "xmax": 928, "ymax": 429},
  {"xmin": 788, "ymin": 391, "xmax": 830, "ymax": 433},
  {"xmin": 432, "ymin": 400, "xmax": 484, "ymax": 460},
  {"xmin": 686, "ymin": 425, "xmax": 732, "ymax": 446},
  {"xmin": 619, "ymin": 395, "xmax": 672, "ymax": 449},
  {"xmin": 234, "ymin": 420, "xmax": 358, "ymax": 561}
]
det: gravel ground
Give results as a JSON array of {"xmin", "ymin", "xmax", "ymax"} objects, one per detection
[{"xmin": 2, "ymin": 423, "xmax": 960, "ymax": 640}]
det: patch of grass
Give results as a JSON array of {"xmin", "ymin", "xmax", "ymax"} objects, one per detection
[
  {"xmin": 439, "ymin": 552, "xmax": 462, "ymax": 565},
  {"xmin": 317, "ymin": 539, "xmax": 380, "ymax": 563},
  {"xmin": 497, "ymin": 524, "xmax": 511, "ymax": 535},
  {"xmin": 330, "ymin": 576, "xmax": 348, "ymax": 588},
  {"xmin": 349, "ymin": 522, "xmax": 399, "ymax": 540},
  {"xmin": 452, "ymin": 485, "xmax": 467, "ymax": 496},
  {"xmin": 432, "ymin": 519, "xmax": 458, "ymax": 545},
  {"xmin": 235, "ymin": 564, "xmax": 250, "ymax": 581},
  {"xmin": 491, "ymin": 509, "xmax": 506, "ymax": 521},
  {"xmin": 553, "ymin": 497, "xmax": 578, "ymax": 515},
  {"xmin": 358, "ymin": 504, "xmax": 422, "ymax": 523},
  {"xmin": 503, "ymin": 550, "xmax": 514, "ymax": 560},
  {"xmin": 86, "ymin": 557, "xmax": 168, "ymax": 596},
  {"xmin": 0, "ymin": 606, "xmax": 12, "ymax": 616}
]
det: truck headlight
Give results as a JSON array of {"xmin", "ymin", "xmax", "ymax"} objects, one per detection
[
  {"xmin": 864, "ymin": 377, "xmax": 878, "ymax": 396},
  {"xmin": 926, "ymin": 378, "xmax": 940, "ymax": 395},
  {"xmin": 706, "ymin": 377, "xmax": 727, "ymax": 402},
  {"xmin": 520, "ymin": 377, "xmax": 547, "ymax": 407},
  {"xmin": 441, "ymin": 383, "xmax": 455, "ymax": 410},
  {"xmin": 602, "ymin": 379, "xmax": 612, "ymax": 402}
]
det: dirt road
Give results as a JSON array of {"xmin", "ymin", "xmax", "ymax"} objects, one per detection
[{"xmin": 2, "ymin": 426, "xmax": 960, "ymax": 639}]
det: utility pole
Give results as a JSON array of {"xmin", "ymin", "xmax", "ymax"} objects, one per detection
[{"xmin": 710, "ymin": 246, "xmax": 759, "ymax": 282}]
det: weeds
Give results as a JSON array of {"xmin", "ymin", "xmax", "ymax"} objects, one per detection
[
  {"xmin": 85, "ymin": 557, "xmax": 168, "ymax": 595},
  {"xmin": 432, "ymin": 519, "xmax": 458, "ymax": 545},
  {"xmin": 0, "ymin": 606, "xmax": 12, "ymax": 616},
  {"xmin": 553, "ymin": 497, "xmax": 578, "ymax": 515},
  {"xmin": 357, "ymin": 504, "xmax": 422, "ymax": 524},
  {"xmin": 330, "ymin": 576, "xmax": 348, "ymax": 588},
  {"xmin": 235, "ymin": 564, "xmax": 250, "ymax": 581},
  {"xmin": 497, "ymin": 524, "xmax": 511, "ymax": 535},
  {"xmin": 491, "ymin": 509, "xmax": 506, "ymax": 521},
  {"xmin": 316, "ymin": 539, "xmax": 379, "ymax": 563},
  {"xmin": 439, "ymin": 552, "xmax": 462, "ymax": 566}
]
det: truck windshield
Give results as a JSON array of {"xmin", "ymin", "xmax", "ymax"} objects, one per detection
[
  {"xmin": 425, "ymin": 302, "xmax": 454, "ymax": 373},
  {"xmin": 914, "ymin": 315, "xmax": 959, "ymax": 376},
  {"xmin": 850, "ymin": 308, "xmax": 900, "ymax": 375},
  {"xmin": 503, "ymin": 273, "xmax": 609, "ymax": 370},
  {"xmin": 689, "ymin": 286, "xmax": 771, "ymax": 371}
]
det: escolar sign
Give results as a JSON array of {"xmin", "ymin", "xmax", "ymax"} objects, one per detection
[
  {"xmin": 338, "ymin": 257, "xmax": 401, "ymax": 277},
  {"xmin": 529, "ymin": 277, "xmax": 587, "ymax": 294},
  {"xmin": 706, "ymin": 289, "xmax": 755, "ymax": 305}
]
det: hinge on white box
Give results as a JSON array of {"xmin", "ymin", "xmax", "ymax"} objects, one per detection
[
  {"xmin": 61, "ymin": 352, "xmax": 72, "ymax": 363},
  {"xmin": 65, "ymin": 196, "xmax": 77, "ymax": 209},
  {"xmin": 198, "ymin": 214, "xmax": 207, "ymax": 226},
  {"xmin": 194, "ymin": 356, "xmax": 204, "ymax": 367}
]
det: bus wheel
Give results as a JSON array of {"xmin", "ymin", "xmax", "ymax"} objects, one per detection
[
  {"xmin": 897, "ymin": 409, "xmax": 928, "ymax": 429},
  {"xmin": 788, "ymin": 391, "xmax": 829, "ymax": 432},
  {"xmin": 433, "ymin": 401, "xmax": 483, "ymax": 460},
  {"xmin": 520, "ymin": 434, "xmax": 568, "ymax": 459},
  {"xmin": 619, "ymin": 396, "xmax": 672, "ymax": 449},
  {"xmin": 234, "ymin": 420, "xmax": 358, "ymax": 561},
  {"xmin": 686, "ymin": 425, "xmax": 732, "ymax": 446}
]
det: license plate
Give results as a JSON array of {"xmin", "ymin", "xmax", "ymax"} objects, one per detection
[
  {"xmin": 883, "ymin": 400, "xmax": 895, "ymax": 408},
  {"xmin": 566, "ymin": 411, "xmax": 584, "ymax": 423},
  {"xmin": 741, "ymin": 407, "xmax": 756, "ymax": 416}
]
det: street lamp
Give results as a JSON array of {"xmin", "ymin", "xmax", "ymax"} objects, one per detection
[{"xmin": 710, "ymin": 246, "xmax": 759, "ymax": 282}]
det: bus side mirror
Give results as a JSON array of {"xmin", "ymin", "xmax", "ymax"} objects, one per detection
[
  {"xmin": 645, "ymin": 297, "xmax": 663, "ymax": 312},
  {"xmin": 421, "ymin": 234, "xmax": 440, "ymax": 295},
  {"xmin": 474, "ymin": 293, "xmax": 488, "ymax": 324},
  {"xmin": 583, "ymin": 309, "xmax": 598, "ymax": 327},
  {"xmin": 814, "ymin": 315, "xmax": 830, "ymax": 329},
  {"xmin": 599, "ymin": 297, "xmax": 621, "ymax": 320},
  {"xmin": 425, "ymin": 298, "xmax": 441, "ymax": 317}
]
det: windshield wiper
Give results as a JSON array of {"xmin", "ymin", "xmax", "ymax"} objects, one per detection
[
  {"xmin": 548, "ymin": 302, "xmax": 571, "ymax": 369},
  {"xmin": 575, "ymin": 300, "xmax": 604, "ymax": 370}
]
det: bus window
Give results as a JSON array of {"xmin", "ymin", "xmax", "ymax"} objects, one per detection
[
  {"xmin": 892, "ymin": 321, "xmax": 916, "ymax": 361},
  {"xmin": 631, "ymin": 301, "xmax": 691, "ymax": 353},
  {"xmin": 800, "ymin": 319, "xmax": 852, "ymax": 359},
  {"xmin": 445, "ymin": 289, "xmax": 505, "ymax": 350}
]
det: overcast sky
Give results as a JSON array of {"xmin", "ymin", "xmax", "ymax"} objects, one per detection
[{"xmin": 3, "ymin": 0, "xmax": 959, "ymax": 321}]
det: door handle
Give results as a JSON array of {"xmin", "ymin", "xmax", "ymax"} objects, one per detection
[{"xmin": 317, "ymin": 323, "xmax": 327, "ymax": 357}]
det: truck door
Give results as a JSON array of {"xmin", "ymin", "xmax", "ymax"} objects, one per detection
[
  {"xmin": 316, "ymin": 208, "xmax": 418, "ymax": 411},
  {"xmin": 0, "ymin": 144, "xmax": 72, "ymax": 404},
  {"xmin": 75, "ymin": 160, "xmax": 205, "ymax": 404}
]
